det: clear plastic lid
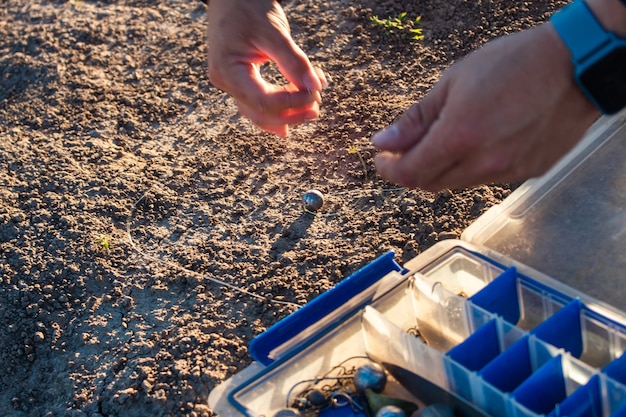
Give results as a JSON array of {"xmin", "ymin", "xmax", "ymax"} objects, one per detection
[{"xmin": 462, "ymin": 109, "xmax": 626, "ymax": 309}]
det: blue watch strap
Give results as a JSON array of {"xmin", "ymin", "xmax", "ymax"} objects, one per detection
[{"xmin": 551, "ymin": 0, "xmax": 613, "ymax": 63}]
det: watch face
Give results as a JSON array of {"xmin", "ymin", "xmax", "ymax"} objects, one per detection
[{"xmin": 579, "ymin": 46, "xmax": 626, "ymax": 114}]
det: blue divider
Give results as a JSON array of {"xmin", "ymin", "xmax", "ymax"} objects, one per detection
[
  {"xmin": 547, "ymin": 374, "xmax": 602, "ymax": 417},
  {"xmin": 469, "ymin": 267, "xmax": 520, "ymax": 325},
  {"xmin": 604, "ymin": 352, "xmax": 626, "ymax": 385},
  {"xmin": 479, "ymin": 335, "xmax": 555, "ymax": 394},
  {"xmin": 531, "ymin": 299, "xmax": 583, "ymax": 358},
  {"xmin": 601, "ymin": 354, "xmax": 626, "ymax": 414},
  {"xmin": 613, "ymin": 406, "xmax": 626, "ymax": 417},
  {"xmin": 479, "ymin": 336, "xmax": 533, "ymax": 393},
  {"xmin": 446, "ymin": 317, "xmax": 528, "ymax": 404},
  {"xmin": 447, "ymin": 319, "xmax": 501, "ymax": 372},
  {"xmin": 512, "ymin": 355, "xmax": 566, "ymax": 415},
  {"xmin": 248, "ymin": 251, "xmax": 404, "ymax": 365}
]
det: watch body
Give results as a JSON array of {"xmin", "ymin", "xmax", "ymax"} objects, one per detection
[{"xmin": 551, "ymin": 0, "xmax": 626, "ymax": 114}]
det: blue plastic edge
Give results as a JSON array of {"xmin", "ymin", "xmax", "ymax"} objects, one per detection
[
  {"xmin": 248, "ymin": 250, "xmax": 404, "ymax": 366},
  {"xmin": 547, "ymin": 374, "xmax": 602, "ymax": 417},
  {"xmin": 604, "ymin": 352, "xmax": 626, "ymax": 385},
  {"xmin": 447, "ymin": 319, "xmax": 501, "ymax": 372},
  {"xmin": 531, "ymin": 299, "xmax": 584, "ymax": 358},
  {"xmin": 469, "ymin": 267, "xmax": 521, "ymax": 325},
  {"xmin": 512, "ymin": 354, "xmax": 566, "ymax": 414}
]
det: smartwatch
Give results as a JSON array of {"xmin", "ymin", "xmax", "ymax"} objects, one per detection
[{"xmin": 551, "ymin": 0, "xmax": 626, "ymax": 114}]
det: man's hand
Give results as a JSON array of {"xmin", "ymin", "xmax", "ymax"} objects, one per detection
[
  {"xmin": 372, "ymin": 23, "xmax": 600, "ymax": 192},
  {"xmin": 207, "ymin": 0, "xmax": 327, "ymax": 137}
]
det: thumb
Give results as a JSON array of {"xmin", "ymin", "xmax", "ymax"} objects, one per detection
[
  {"xmin": 264, "ymin": 34, "xmax": 325, "ymax": 91},
  {"xmin": 275, "ymin": 45, "xmax": 324, "ymax": 92},
  {"xmin": 371, "ymin": 85, "xmax": 446, "ymax": 152}
]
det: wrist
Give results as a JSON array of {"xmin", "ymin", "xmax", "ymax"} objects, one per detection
[
  {"xmin": 551, "ymin": 0, "xmax": 626, "ymax": 114},
  {"xmin": 585, "ymin": 0, "xmax": 626, "ymax": 37}
]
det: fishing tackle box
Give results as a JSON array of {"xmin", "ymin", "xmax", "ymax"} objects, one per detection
[{"xmin": 209, "ymin": 109, "xmax": 626, "ymax": 417}]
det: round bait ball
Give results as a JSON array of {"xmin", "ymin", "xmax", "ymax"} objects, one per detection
[
  {"xmin": 302, "ymin": 189, "xmax": 324, "ymax": 212},
  {"xmin": 273, "ymin": 408, "xmax": 302, "ymax": 417},
  {"xmin": 375, "ymin": 405, "xmax": 407, "ymax": 417},
  {"xmin": 353, "ymin": 362, "xmax": 387, "ymax": 393},
  {"xmin": 306, "ymin": 389, "xmax": 327, "ymax": 407}
]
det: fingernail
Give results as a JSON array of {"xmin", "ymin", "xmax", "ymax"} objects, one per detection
[
  {"xmin": 304, "ymin": 111, "xmax": 319, "ymax": 121},
  {"xmin": 371, "ymin": 125, "xmax": 399, "ymax": 147},
  {"xmin": 312, "ymin": 90, "xmax": 322, "ymax": 104},
  {"xmin": 319, "ymin": 71, "xmax": 330, "ymax": 89},
  {"xmin": 302, "ymin": 72, "xmax": 321, "ymax": 91}
]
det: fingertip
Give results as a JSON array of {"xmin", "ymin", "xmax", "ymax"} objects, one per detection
[
  {"xmin": 304, "ymin": 111, "xmax": 319, "ymax": 121},
  {"xmin": 260, "ymin": 124, "xmax": 289, "ymax": 137},
  {"xmin": 276, "ymin": 125, "xmax": 289, "ymax": 137},
  {"xmin": 312, "ymin": 90, "xmax": 322, "ymax": 104},
  {"xmin": 302, "ymin": 71, "xmax": 322, "ymax": 92},
  {"xmin": 371, "ymin": 125, "xmax": 400, "ymax": 149},
  {"xmin": 314, "ymin": 67, "xmax": 329, "ymax": 90},
  {"xmin": 373, "ymin": 152, "xmax": 396, "ymax": 180},
  {"xmin": 374, "ymin": 152, "xmax": 418, "ymax": 189}
]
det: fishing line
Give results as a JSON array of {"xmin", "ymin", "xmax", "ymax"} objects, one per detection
[
  {"xmin": 126, "ymin": 188, "xmax": 303, "ymax": 309},
  {"xmin": 125, "ymin": 184, "xmax": 413, "ymax": 308}
]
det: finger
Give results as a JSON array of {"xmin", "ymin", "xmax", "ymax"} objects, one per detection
[
  {"xmin": 261, "ymin": 88, "xmax": 321, "ymax": 115},
  {"xmin": 400, "ymin": 132, "xmax": 529, "ymax": 192},
  {"xmin": 242, "ymin": 74, "xmax": 321, "ymax": 118},
  {"xmin": 375, "ymin": 108, "xmax": 468, "ymax": 189},
  {"xmin": 257, "ymin": 3, "xmax": 327, "ymax": 93},
  {"xmin": 258, "ymin": 123, "xmax": 289, "ymax": 138},
  {"xmin": 280, "ymin": 83, "xmax": 322, "ymax": 103},
  {"xmin": 259, "ymin": 24, "xmax": 324, "ymax": 92},
  {"xmin": 374, "ymin": 135, "xmax": 457, "ymax": 190},
  {"xmin": 372, "ymin": 85, "xmax": 447, "ymax": 152},
  {"xmin": 372, "ymin": 88, "xmax": 457, "ymax": 188},
  {"xmin": 421, "ymin": 157, "xmax": 519, "ymax": 192},
  {"xmin": 313, "ymin": 66, "xmax": 329, "ymax": 90},
  {"xmin": 238, "ymin": 99, "xmax": 320, "ymax": 127}
]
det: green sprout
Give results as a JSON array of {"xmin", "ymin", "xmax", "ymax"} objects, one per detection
[
  {"xmin": 95, "ymin": 234, "xmax": 110, "ymax": 251},
  {"xmin": 370, "ymin": 12, "xmax": 425, "ymax": 41},
  {"xmin": 348, "ymin": 144, "xmax": 369, "ymax": 181}
]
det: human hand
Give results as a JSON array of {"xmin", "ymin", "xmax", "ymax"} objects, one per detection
[
  {"xmin": 371, "ymin": 23, "xmax": 600, "ymax": 192},
  {"xmin": 207, "ymin": 0, "xmax": 327, "ymax": 137}
]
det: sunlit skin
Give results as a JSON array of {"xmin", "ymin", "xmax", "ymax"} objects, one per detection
[
  {"xmin": 207, "ymin": 0, "xmax": 327, "ymax": 137},
  {"xmin": 207, "ymin": 0, "xmax": 626, "ymax": 191},
  {"xmin": 371, "ymin": 0, "xmax": 626, "ymax": 192}
]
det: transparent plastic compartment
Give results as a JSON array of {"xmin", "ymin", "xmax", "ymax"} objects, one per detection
[
  {"xmin": 364, "ymin": 269, "xmax": 626, "ymax": 417},
  {"xmin": 426, "ymin": 251, "xmax": 626, "ymax": 417},
  {"xmin": 227, "ymin": 277, "xmax": 423, "ymax": 417},
  {"xmin": 225, "ymin": 243, "xmax": 626, "ymax": 417},
  {"xmin": 359, "ymin": 246, "xmax": 626, "ymax": 417},
  {"xmin": 462, "ymin": 109, "xmax": 626, "ymax": 313}
]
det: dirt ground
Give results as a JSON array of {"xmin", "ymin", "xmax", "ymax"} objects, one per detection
[{"xmin": 0, "ymin": 0, "xmax": 566, "ymax": 415}]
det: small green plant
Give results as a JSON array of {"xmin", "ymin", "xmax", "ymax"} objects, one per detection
[
  {"xmin": 370, "ymin": 12, "xmax": 424, "ymax": 41},
  {"xmin": 348, "ymin": 144, "xmax": 369, "ymax": 181},
  {"xmin": 95, "ymin": 234, "xmax": 111, "ymax": 251}
]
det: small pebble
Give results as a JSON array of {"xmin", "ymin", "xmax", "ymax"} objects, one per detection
[{"xmin": 33, "ymin": 331, "xmax": 45, "ymax": 343}]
